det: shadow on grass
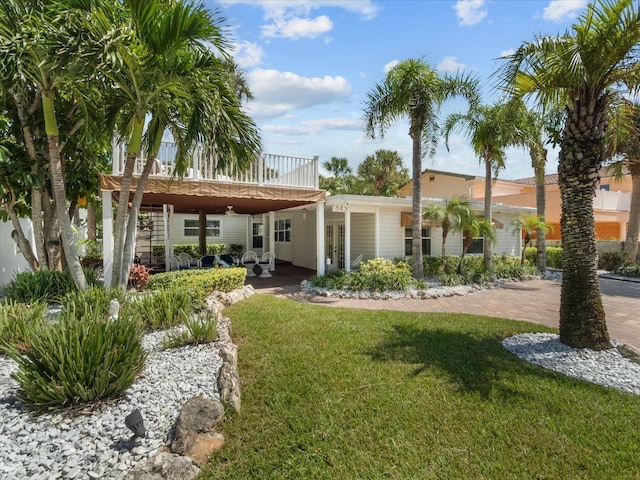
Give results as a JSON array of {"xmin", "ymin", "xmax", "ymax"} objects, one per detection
[{"xmin": 366, "ymin": 323, "xmax": 550, "ymax": 400}]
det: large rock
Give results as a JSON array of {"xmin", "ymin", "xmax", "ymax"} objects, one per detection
[
  {"xmin": 171, "ymin": 396, "xmax": 225, "ymax": 456},
  {"xmin": 180, "ymin": 432, "xmax": 225, "ymax": 466},
  {"xmin": 217, "ymin": 361, "xmax": 241, "ymax": 413},
  {"xmin": 124, "ymin": 452, "xmax": 199, "ymax": 480},
  {"xmin": 618, "ymin": 343, "xmax": 640, "ymax": 365}
]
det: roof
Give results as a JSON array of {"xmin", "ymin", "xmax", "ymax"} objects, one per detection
[
  {"xmin": 420, "ymin": 168, "xmax": 477, "ymax": 181},
  {"xmin": 510, "ymin": 174, "xmax": 559, "ymax": 186}
]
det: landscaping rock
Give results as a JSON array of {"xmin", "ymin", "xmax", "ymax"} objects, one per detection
[
  {"xmin": 171, "ymin": 396, "xmax": 225, "ymax": 456},
  {"xmin": 124, "ymin": 452, "xmax": 199, "ymax": 480},
  {"xmin": 180, "ymin": 432, "xmax": 225, "ymax": 466},
  {"xmin": 618, "ymin": 343, "xmax": 640, "ymax": 365}
]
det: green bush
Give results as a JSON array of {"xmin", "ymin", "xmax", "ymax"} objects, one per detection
[
  {"xmin": 598, "ymin": 252, "xmax": 623, "ymax": 272},
  {"xmin": 131, "ymin": 288, "xmax": 194, "ymax": 331},
  {"xmin": 3, "ymin": 270, "xmax": 93, "ymax": 304},
  {"xmin": 310, "ymin": 270, "xmax": 348, "ymax": 289},
  {"xmin": 0, "ymin": 300, "xmax": 48, "ymax": 354},
  {"xmin": 523, "ymin": 246, "xmax": 563, "ymax": 269},
  {"xmin": 154, "ymin": 243, "xmax": 229, "ymax": 259},
  {"xmin": 347, "ymin": 258, "xmax": 413, "ymax": 292},
  {"xmin": 60, "ymin": 287, "xmax": 128, "ymax": 321},
  {"xmin": 617, "ymin": 261, "xmax": 640, "ymax": 278},
  {"xmin": 162, "ymin": 311, "xmax": 218, "ymax": 349},
  {"xmin": 4, "ymin": 304, "xmax": 146, "ymax": 410},
  {"xmin": 146, "ymin": 267, "xmax": 246, "ymax": 309}
]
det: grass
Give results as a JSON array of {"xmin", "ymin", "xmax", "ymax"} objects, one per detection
[{"xmin": 201, "ymin": 295, "xmax": 640, "ymax": 480}]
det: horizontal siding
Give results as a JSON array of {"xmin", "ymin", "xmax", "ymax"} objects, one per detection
[
  {"xmin": 168, "ymin": 213, "xmax": 248, "ymax": 250},
  {"xmin": 350, "ymin": 213, "xmax": 374, "ymax": 262}
]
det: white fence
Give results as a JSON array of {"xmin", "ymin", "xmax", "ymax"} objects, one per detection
[{"xmin": 593, "ymin": 189, "xmax": 630, "ymax": 211}]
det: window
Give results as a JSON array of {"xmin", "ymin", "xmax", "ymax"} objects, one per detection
[
  {"xmin": 466, "ymin": 236, "xmax": 484, "ymax": 254},
  {"xmin": 184, "ymin": 219, "xmax": 221, "ymax": 237},
  {"xmin": 404, "ymin": 227, "xmax": 431, "ymax": 256},
  {"xmin": 275, "ymin": 219, "xmax": 291, "ymax": 242},
  {"xmin": 252, "ymin": 223, "xmax": 264, "ymax": 249}
]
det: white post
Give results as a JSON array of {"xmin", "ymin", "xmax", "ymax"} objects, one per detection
[
  {"xmin": 163, "ymin": 204, "xmax": 173, "ymax": 271},
  {"xmin": 345, "ymin": 210, "xmax": 351, "ymax": 272},
  {"xmin": 316, "ymin": 201, "xmax": 325, "ymax": 275},
  {"xmin": 268, "ymin": 211, "xmax": 275, "ymax": 271},
  {"xmin": 374, "ymin": 205, "xmax": 380, "ymax": 258},
  {"xmin": 102, "ymin": 190, "xmax": 113, "ymax": 286}
]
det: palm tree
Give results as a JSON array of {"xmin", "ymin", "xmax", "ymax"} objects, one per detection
[
  {"xmin": 356, "ymin": 149, "xmax": 409, "ymax": 197},
  {"xmin": 444, "ymin": 100, "xmax": 523, "ymax": 269},
  {"xmin": 423, "ymin": 197, "xmax": 472, "ymax": 273},
  {"xmin": 497, "ymin": 0, "xmax": 640, "ymax": 350},
  {"xmin": 105, "ymin": 0, "xmax": 261, "ymax": 289},
  {"xmin": 605, "ymin": 100, "xmax": 640, "ymax": 263},
  {"xmin": 320, "ymin": 157, "xmax": 355, "ymax": 194},
  {"xmin": 511, "ymin": 214, "xmax": 552, "ymax": 265},
  {"xmin": 458, "ymin": 215, "xmax": 496, "ymax": 274},
  {"xmin": 364, "ymin": 58, "xmax": 478, "ymax": 278}
]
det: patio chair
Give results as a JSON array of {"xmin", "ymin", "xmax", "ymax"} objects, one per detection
[
  {"xmin": 215, "ymin": 254, "xmax": 233, "ymax": 268},
  {"xmin": 199, "ymin": 255, "xmax": 217, "ymax": 269},
  {"xmin": 169, "ymin": 255, "xmax": 186, "ymax": 271},
  {"xmin": 241, "ymin": 251, "xmax": 258, "ymax": 277},
  {"xmin": 350, "ymin": 253, "xmax": 364, "ymax": 271},
  {"xmin": 177, "ymin": 252, "xmax": 198, "ymax": 269},
  {"xmin": 258, "ymin": 251, "xmax": 274, "ymax": 278}
]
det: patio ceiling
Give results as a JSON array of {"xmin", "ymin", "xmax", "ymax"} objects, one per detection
[{"xmin": 101, "ymin": 174, "xmax": 325, "ymax": 215}]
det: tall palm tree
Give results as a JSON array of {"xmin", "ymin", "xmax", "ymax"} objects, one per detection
[
  {"xmin": 444, "ymin": 100, "xmax": 523, "ymax": 269},
  {"xmin": 511, "ymin": 213, "xmax": 552, "ymax": 265},
  {"xmin": 605, "ymin": 99, "xmax": 640, "ymax": 263},
  {"xmin": 423, "ymin": 197, "xmax": 472, "ymax": 273},
  {"xmin": 364, "ymin": 58, "xmax": 478, "ymax": 278},
  {"xmin": 105, "ymin": 0, "xmax": 261, "ymax": 289},
  {"xmin": 497, "ymin": 0, "xmax": 640, "ymax": 350},
  {"xmin": 356, "ymin": 149, "xmax": 409, "ymax": 196},
  {"xmin": 320, "ymin": 157, "xmax": 355, "ymax": 194}
]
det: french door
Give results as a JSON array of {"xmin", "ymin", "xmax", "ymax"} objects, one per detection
[{"xmin": 325, "ymin": 222, "xmax": 345, "ymax": 270}]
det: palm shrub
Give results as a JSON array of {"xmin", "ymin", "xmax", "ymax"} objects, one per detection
[
  {"xmin": 131, "ymin": 288, "xmax": 194, "ymax": 331},
  {"xmin": 60, "ymin": 287, "xmax": 128, "ymax": 320},
  {"xmin": 3, "ymin": 269, "xmax": 100, "ymax": 304},
  {"xmin": 4, "ymin": 304, "xmax": 146, "ymax": 409},
  {"xmin": 162, "ymin": 311, "xmax": 218, "ymax": 349},
  {"xmin": 347, "ymin": 258, "xmax": 413, "ymax": 292},
  {"xmin": 310, "ymin": 270, "xmax": 347, "ymax": 289},
  {"xmin": 0, "ymin": 301, "xmax": 48, "ymax": 354}
]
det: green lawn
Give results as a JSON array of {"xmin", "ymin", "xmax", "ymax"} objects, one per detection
[{"xmin": 201, "ymin": 295, "xmax": 640, "ymax": 480}]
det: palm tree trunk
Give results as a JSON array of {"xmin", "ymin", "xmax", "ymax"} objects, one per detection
[
  {"xmin": 623, "ymin": 159, "xmax": 640, "ymax": 262},
  {"xmin": 532, "ymin": 147, "xmax": 547, "ymax": 271},
  {"xmin": 42, "ymin": 90, "xmax": 87, "ymax": 289},
  {"xmin": 558, "ymin": 94, "xmax": 609, "ymax": 350},
  {"xmin": 483, "ymin": 156, "xmax": 493, "ymax": 269},
  {"xmin": 411, "ymin": 129, "xmax": 424, "ymax": 279},
  {"xmin": 441, "ymin": 220, "xmax": 449, "ymax": 273}
]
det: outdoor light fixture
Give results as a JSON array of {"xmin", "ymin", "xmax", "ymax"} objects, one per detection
[
  {"xmin": 125, "ymin": 409, "xmax": 146, "ymax": 438},
  {"xmin": 302, "ymin": 208, "xmax": 307, "ymax": 220}
]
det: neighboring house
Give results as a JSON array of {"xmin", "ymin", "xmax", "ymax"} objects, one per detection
[
  {"xmin": 0, "ymin": 218, "xmax": 35, "ymax": 287},
  {"xmin": 100, "ymin": 147, "xmax": 535, "ymax": 280},
  {"xmin": 399, "ymin": 168, "xmax": 632, "ymax": 241}
]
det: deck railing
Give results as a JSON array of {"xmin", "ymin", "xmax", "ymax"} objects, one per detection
[
  {"xmin": 593, "ymin": 189, "xmax": 630, "ymax": 211},
  {"xmin": 111, "ymin": 140, "xmax": 319, "ymax": 189}
]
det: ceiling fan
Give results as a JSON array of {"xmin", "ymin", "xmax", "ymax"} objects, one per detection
[{"xmin": 225, "ymin": 205, "xmax": 237, "ymax": 216}]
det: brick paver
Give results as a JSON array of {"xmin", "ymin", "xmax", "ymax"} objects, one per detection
[{"xmin": 248, "ymin": 267, "xmax": 639, "ymax": 348}]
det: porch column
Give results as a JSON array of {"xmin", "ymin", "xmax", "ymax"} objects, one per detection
[
  {"xmin": 102, "ymin": 190, "xmax": 113, "ymax": 286},
  {"xmin": 316, "ymin": 201, "xmax": 325, "ymax": 275},
  {"xmin": 268, "ymin": 211, "xmax": 275, "ymax": 271},
  {"xmin": 620, "ymin": 220, "xmax": 627, "ymax": 241},
  {"xmin": 374, "ymin": 206, "xmax": 380, "ymax": 258},
  {"xmin": 163, "ymin": 204, "xmax": 173, "ymax": 271},
  {"xmin": 345, "ymin": 209, "xmax": 352, "ymax": 272}
]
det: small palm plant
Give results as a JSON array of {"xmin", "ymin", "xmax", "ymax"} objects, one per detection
[
  {"xmin": 458, "ymin": 216, "xmax": 496, "ymax": 274},
  {"xmin": 511, "ymin": 214, "xmax": 552, "ymax": 265}
]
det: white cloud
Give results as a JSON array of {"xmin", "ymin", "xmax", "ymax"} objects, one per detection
[
  {"xmin": 383, "ymin": 60, "xmax": 399, "ymax": 73},
  {"xmin": 263, "ymin": 118, "xmax": 361, "ymax": 136},
  {"xmin": 542, "ymin": 0, "xmax": 587, "ymax": 22},
  {"xmin": 246, "ymin": 68, "xmax": 351, "ymax": 119},
  {"xmin": 436, "ymin": 56, "xmax": 467, "ymax": 73},
  {"xmin": 219, "ymin": 1, "xmax": 380, "ymax": 20},
  {"xmin": 233, "ymin": 41, "xmax": 264, "ymax": 68},
  {"xmin": 453, "ymin": 0, "xmax": 488, "ymax": 26},
  {"xmin": 262, "ymin": 15, "xmax": 333, "ymax": 39},
  {"xmin": 499, "ymin": 48, "xmax": 516, "ymax": 58}
]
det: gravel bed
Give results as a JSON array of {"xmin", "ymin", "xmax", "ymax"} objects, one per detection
[
  {"xmin": 0, "ymin": 329, "xmax": 222, "ymax": 480},
  {"xmin": 503, "ymin": 333, "xmax": 640, "ymax": 395}
]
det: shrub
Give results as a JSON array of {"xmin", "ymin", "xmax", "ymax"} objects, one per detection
[
  {"xmin": 4, "ymin": 270, "xmax": 77, "ymax": 304},
  {"xmin": 146, "ymin": 268, "xmax": 246, "ymax": 309},
  {"xmin": 617, "ymin": 261, "xmax": 640, "ymax": 278},
  {"xmin": 129, "ymin": 263, "xmax": 152, "ymax": 291},
  {"xmin": 162, "ymin": 311, "xmax": 218, "ymax": 349},
  {"xmin": 546, "ymin": 247, "xmax": 563, "ymax": 269},
  {"xmin": 131, "ymin": 288, "xmax": 194, "ymax": 331},
  {"xmin": 154, "ymin": 243, "xmax": 228, "ymax": 259},
  {"xmin": 310, "ymin": 270, "xmax": 347, "ymax": 289},
  {"xmin": 60, "ymin": 287, "xmax": 128, "ymax": 321},
  {"xmin": 598, "ymin": 252, "xmax": 623, "ymax": 272},
  {"xmin": 0, "ymin": 301, "xmax": 48, "ymax": 354},
  {"xmin": 346, "ymin": 258, "xmax": 413, "ymax": 292},
  {"xmin": 4, "ymin": 305, "xmax": 146, "ymax": 410}
]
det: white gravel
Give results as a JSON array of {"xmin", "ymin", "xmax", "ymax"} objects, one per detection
[{"xmin": 0, "ymin": 330, "xmax": 222, "ymax": 480}]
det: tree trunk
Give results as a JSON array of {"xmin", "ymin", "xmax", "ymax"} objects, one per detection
[
  {"xmin": 199, "ymin": 210, "xmax": 207, "ymax": 257},
  {"xmin": 483, "ymin": 155, "xmax": 493, "ymax": 269},
  {"xmin": 441, "ymin": 220, "xmax": 449, "ymax": 273},
  {"xmin": 87, "ymin": 202, "xmax": 97, "ymax": 242},
  {"xmin": 532, "ymin": 146, "xmax": 548, "ymax": 271},
  {"xmin": 111, "ymin": 118, "xmax": 145, "ymax": 288},
  {"xmin": 623, "ymin": 159, "xmax": 640, "ymax": 262},
  {"xmin": 558, "ymin": 94, "xmax": 610, "ymax": 350},
  {"xmin": 42, "ymin": 90, "xmax": 86, "ymax": 289},
  {"xmin": 410, "ymin": 129, "xmax": 424, "ymax": 279},
  {"xmin": 8, "ymin": 208, "xmax": 39, "ymax": 270}
]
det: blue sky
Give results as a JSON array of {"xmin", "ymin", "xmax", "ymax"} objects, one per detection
[{"xmin": 206, "ymin": 0, "xmax": 590, "ymax": 180}]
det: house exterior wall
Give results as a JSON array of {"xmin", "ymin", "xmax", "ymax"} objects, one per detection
[
  {"xmin": 169, "ymin": 213, "xmax": 248, "ymax": 250},
  {"xmin": 350, "ymin": 212, "xmax": 375, "ymax": 261},
  {"xmin": 0, "ymin": 219, "xmax": 34, "ymax": 287},
  {"xmin": 397, "ymin": 172, "xmax": 476, "ymax": 199}
]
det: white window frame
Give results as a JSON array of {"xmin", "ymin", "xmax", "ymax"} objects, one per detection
[
  {"xmin": 404, "ymin": 226, "xmax": 431, "ymax": 256},
  {"xmin": 275, "ymin": 219, "xmax": 291, "ymax": 243},
  {"xmin": 184, "ymin": 218, "xmax": 221, "ymax": 237}
]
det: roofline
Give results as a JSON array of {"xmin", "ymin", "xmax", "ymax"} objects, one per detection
[{"xmin": 419, "ymin": 168, "xmax": 477, "ymax": 181}]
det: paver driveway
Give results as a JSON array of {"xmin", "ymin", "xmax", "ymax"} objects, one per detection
[{"xmin": 252, "ymin": 272, "xmax": 640, "ymax": 349}]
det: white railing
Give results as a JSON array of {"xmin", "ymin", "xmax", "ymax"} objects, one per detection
[
  {"xmin": 111, "ymin": 140, "xmax": 319, "ymax": 189},
  {"xmin": 593, "ymin": 189, "xmax": 630, "ymax": 211}
]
